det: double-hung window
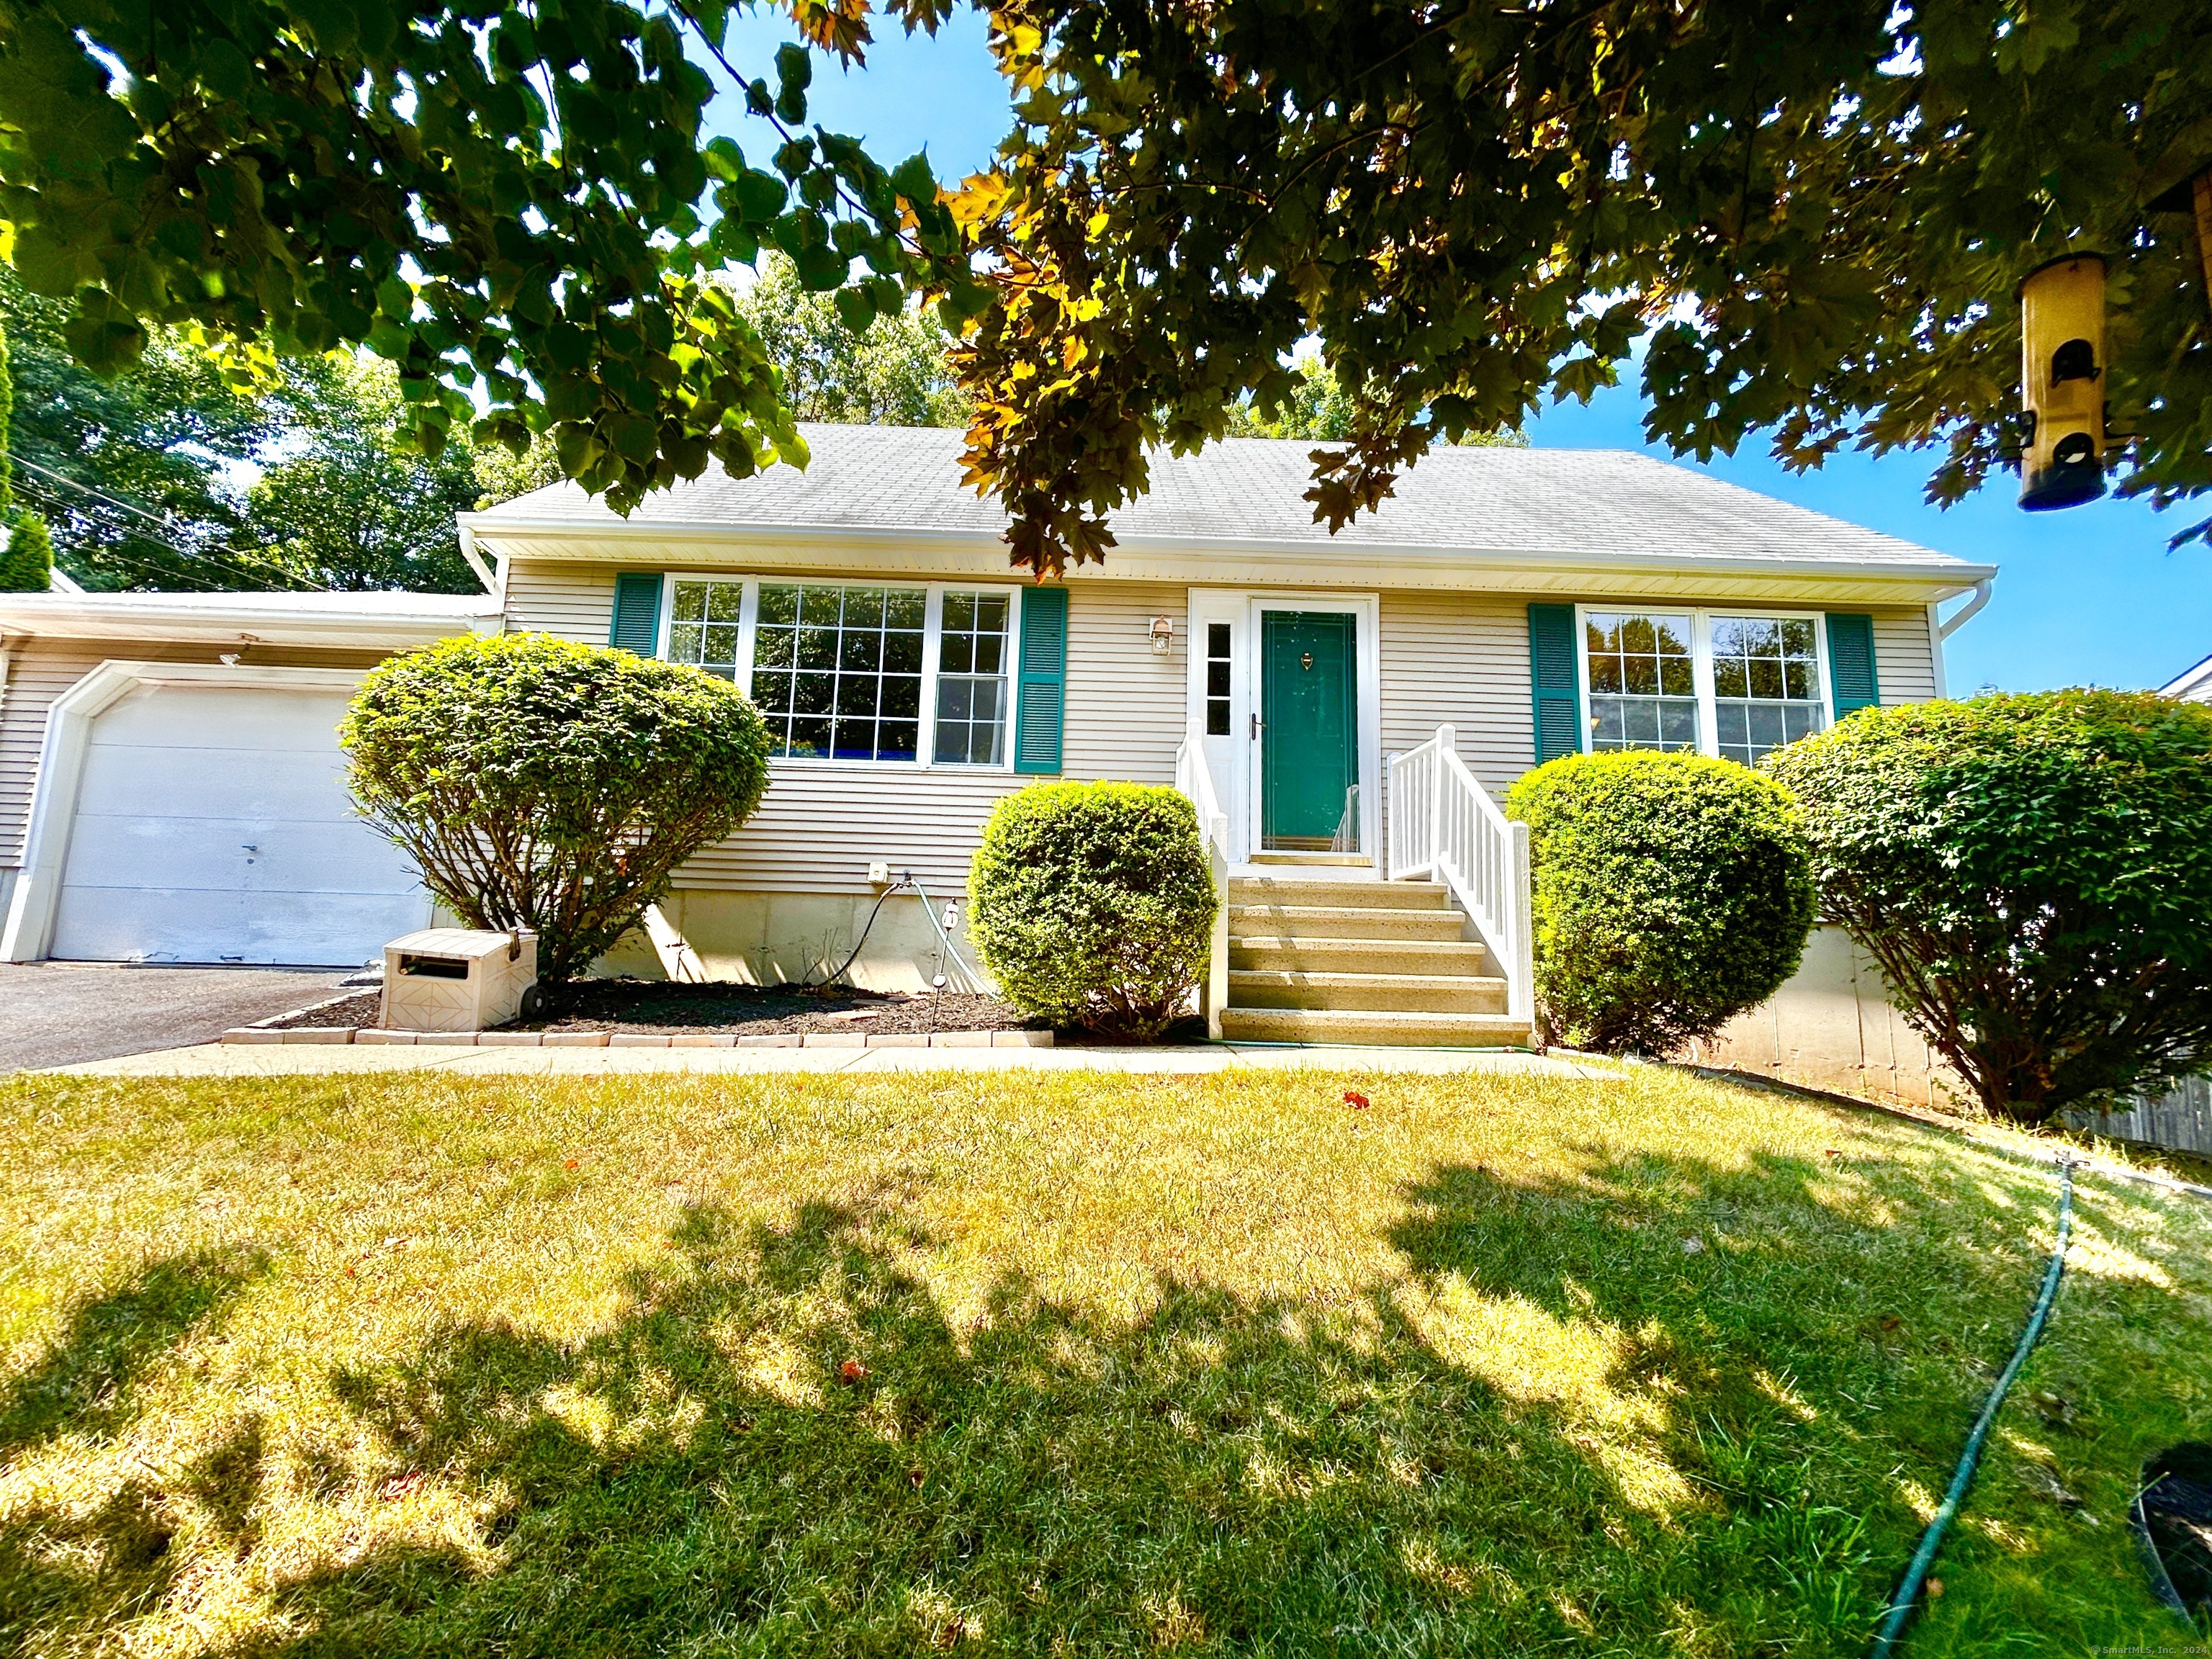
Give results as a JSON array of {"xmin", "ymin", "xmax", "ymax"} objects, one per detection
[
  {"xmin": 1578, "ymin": 606, "xmax": 1830, "ymax": 767},
  {"xmin": 660, "ymin": 577, "xmax": 1018, "ymax": 768}
]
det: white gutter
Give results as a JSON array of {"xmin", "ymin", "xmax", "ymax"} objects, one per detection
[
  {"xmin": 456, "ymin": 524, "xmax": 497, "ymax": 594},
  {"xmin": 1938, "ymin": 577, "xmax": 1994, "ymax": 638}
]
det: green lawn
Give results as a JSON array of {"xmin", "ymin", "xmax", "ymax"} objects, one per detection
[{"xmin": 0, "ymin": 1066, "xmax": 2207, "ymax": 1657}]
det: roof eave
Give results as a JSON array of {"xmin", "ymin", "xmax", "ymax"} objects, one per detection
[
  {"xmin": 0, "ymin": 593, "xmax": 500, "ymax": 649},
  {"xmin": 461, "ymin": 513, "xmax": 1995, "ymax": 603}
]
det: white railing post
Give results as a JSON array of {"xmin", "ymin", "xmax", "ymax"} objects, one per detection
[
  {"xmin": 1429, "ymin": 724, "xmax": 1452, "ymax": 884},
  {"xmin": 1380, "ymin": 721, "xmax": 1536, "ymax": 1035},
  {"xmin": 1175, "ymin": 720, "xmax": 1234, "ymax": 1040},
  {"xmin": 1509, "ymin": 818, "xmax": 1534, "ymax": 1025}
]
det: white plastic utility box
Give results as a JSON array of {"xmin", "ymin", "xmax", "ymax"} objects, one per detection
[{"xmin": 380, "ymin": 928, "xmax": 541, "ymax": 1033}]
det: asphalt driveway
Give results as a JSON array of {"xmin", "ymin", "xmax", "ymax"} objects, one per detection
[{"xmin": 0, "ymin": 963, "xmax": 358, "ymax": 1072}]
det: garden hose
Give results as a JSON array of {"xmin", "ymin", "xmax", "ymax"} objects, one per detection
[
  {"xmin": 812, "ymin": 875, "xmax": 914, "ymax": 989},
  {"xmin": 1869, "ymin": 1156, "xmax": 2079, "ymax": 1657}
]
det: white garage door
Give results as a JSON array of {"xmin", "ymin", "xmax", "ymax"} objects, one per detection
[{"xmin": 47, "ymin": 682, "xmax": 430, "ymax": 966}]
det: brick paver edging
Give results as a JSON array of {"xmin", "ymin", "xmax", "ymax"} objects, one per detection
[{"xmin": 222, "ymin": 1028, "xmax": 1053, "ymax": 1050}]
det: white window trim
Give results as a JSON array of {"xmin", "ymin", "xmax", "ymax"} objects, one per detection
[
  {"xmin": 654, "ymin": 573, "xmax": 1023, "ymax": 773},
  {"xmin": 1574, "ymin": 604, "xmax": 1833, "ymax": 762}
]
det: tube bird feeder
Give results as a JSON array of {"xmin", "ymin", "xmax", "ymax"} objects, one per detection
[{"xmin": 2016, "ymin": 254, "xmax": 2108, "ymax": 511}]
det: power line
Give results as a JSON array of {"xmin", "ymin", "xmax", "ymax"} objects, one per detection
[
  {"xmin": 10, "ymin": 475, "xmax": 258, "ymax": 595},
  {"xmin": 7, "ymin": 451, "xmax": 331, "ymax": 592}
]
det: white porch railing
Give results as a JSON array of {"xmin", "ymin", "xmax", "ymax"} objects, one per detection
[
  {"xmin": 1174, "ymin": 719, "xmax": 1234, "ymax": 1038},
  {"xmin": 1386, "ymin": 724, "xmax": 1534, "ymax": 1025}
]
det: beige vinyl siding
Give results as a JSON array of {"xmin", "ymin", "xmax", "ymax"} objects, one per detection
[
  {"xmin": 0, "ymin": 642, "xmax": 102, "ymax": 867},
  {"xmin": 504, "ymin": 561, "xmax": 616, "ymax": 642},
  {"xmin": 1062, "ymin": 580, "xmax": 1187, "ymax": 784},
  {"xmin": 1869, "ymin": 607, "xmax": 1938, "ymax": 705},
  {"xmin": 1378, "ymin": 592, "xmax": 1535, "ymax": 799},
  {"xmin": 0, "ymin": 639, "xmax": 386, "ymax": 868},
  {"xmin": 668, "ymin": 579, "xmax": 1187, "ymax": 897},
  {"xmin": 675, "ymin": 768, "xmax": 1025, "ymax": 894}
]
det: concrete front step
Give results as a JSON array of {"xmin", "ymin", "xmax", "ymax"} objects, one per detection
[
  {"xmin": 1228, "ymin": 969, "xmax": 1509, "ymax": 1015},
  {"xmin": 1229, "ymin": 936, "xmax": 1498, "ymax": 976},
  {"xmin": 1227, "ymin": 904, "xmax": 1468, "ymax": 943},
  {"xmin": 1218, "ymin": 1007, "xmax": 1534, "ymax": 1048},
  {"xmin": 1228, "ymin": 877, "xmax": 1454, "ymax": 912}
]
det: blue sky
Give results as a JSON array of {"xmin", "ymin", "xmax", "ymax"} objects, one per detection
[{"xmin": 698, "ymin": 22, "xmax": 2212, "ymax": 696}]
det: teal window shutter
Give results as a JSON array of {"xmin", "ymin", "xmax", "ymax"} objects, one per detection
[
  {"xmin": 1825, "ymin": 613, "xmax": 1879, "ymax": 717},
  {"xmin": 608, "ymin": 572, "xmax": 662, "ymax": 656},
  {"xmin": 1527, "ymin": 603, "xmax": 1582, "ymax": 764},
  {"xmin": 1014, "ymin": 585, "xmax": 1069, "ymax": 774}
]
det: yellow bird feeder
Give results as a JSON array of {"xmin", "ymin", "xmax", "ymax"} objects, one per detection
[{"xmin": 2015, "ymin": 253, "xmax": 2108, "ymax": 511}]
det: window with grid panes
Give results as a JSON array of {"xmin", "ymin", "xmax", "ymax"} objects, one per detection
[
  {"xmin": 932, "ymin": 590, "xmax": 1011, "ymax": 765},
  {"xmin": 1711, "ymin": 616, "xmax": 1825, "ymax": 765},
  {"xmin": 665, "ymin": 580, "xmax": 744, "ymax": 680},
  {"xmin": 751, "ymin": 583, "xmax": 927, "ymax": 760},
  {"xmin": 1205, "ymin": 622, "xmax": 1232, "ymax": 735},
  {"xmin": 1586, "ymin": 611, "xmax": 1699, "ymax": 752}
]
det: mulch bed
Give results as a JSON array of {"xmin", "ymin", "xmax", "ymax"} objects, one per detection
[{"xmin": 269, "ymin": 981, "xmax": 1046, "ymax": 1038}]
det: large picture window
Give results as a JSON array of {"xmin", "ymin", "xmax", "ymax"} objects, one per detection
[
  {"xmin": 1577, "ymin": 607, "xmax": 1829, "ymax": 767},
  {"xmin": 660, "ymin": 576, "xmax": 1018, "ymax": 768}
]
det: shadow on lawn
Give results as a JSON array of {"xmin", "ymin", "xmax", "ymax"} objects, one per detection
[
  {"xmin": 0, "ymin": 1247, "xmax": 266, "ymax": 1650},
  {"xmin": 1, "ymin": 1136, "xmax": 2096, "ymax": 1657}
]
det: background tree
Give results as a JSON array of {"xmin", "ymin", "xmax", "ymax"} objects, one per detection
[
  {"xmin": 0, "ymin": 310, "xmax": 53, "ymax": 590},
  {"xmin": 731, "ymin": 253, "xmax": 968, "ymax": 427},
  {"xmin": 10, "ymin": 2, "xmax": 2206, "ymax": 564},
  {"xmin": 248, "ymin": 355, "xmax": 486, "ymax": 592},
  {"xmin": 0, "ymin": 0, "xmax": 973, "ymax": 526},
  {"xmin": 1223, "ymin": 359, "xmax": 1529, "ymax": 446},
  {"xmin": 0, "ymin": 506, "xmax": 51, "ymax": 590},
  {"xmin": 953, "ymin": 0, "xmax": 2212, "ymax": 570},
  {"xmin": 2, "ymin": 265, "xmax": 570, "ymax": 591},
  {"xmin": 1764, "ymin": 691, "xmax": 2212, "ymax": 1127}
]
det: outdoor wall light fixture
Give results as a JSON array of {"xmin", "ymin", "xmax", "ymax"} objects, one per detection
[{"xmin": 1149, "ymin": 615, "xmax": 1174, "ymax": 654}]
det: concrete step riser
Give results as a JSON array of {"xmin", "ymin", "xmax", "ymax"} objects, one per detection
[
  {"xmin": 1230, "ymin": 941, "xmax": 1498, "ymax": 977},
  {"xmin": 1229, "ymin": 972, "xmax": 1509, "ymax": 1015},
  {"xmin": 1219, "ymin": 1009, "xmax": 1535, "ymax": 1047},
  {"xmin": 1228, "ymin": 907, "xmax": 1468, "ymax": 943},
  {"xmin": 1227, "ymin": 880, "xmax": 1455, "ymax": 912}
]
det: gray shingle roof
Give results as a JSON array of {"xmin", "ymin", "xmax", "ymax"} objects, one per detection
[{"xmin": 476, "ymin": 423, "xmax": 1980, "ymax": 572}]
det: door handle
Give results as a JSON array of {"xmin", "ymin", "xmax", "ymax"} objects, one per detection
[{"xmin": 1250, "ymin": 713, "xmax": 1262, "ymax": 739}]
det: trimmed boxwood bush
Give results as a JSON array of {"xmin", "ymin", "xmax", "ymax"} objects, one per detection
[
  {"xmin": 341, "ymin": 633, "xmax": 772, "ymax": 982},
  {"xmin": 968, "ymin": 781, "xmax": 1218, "ymax": 1041},
  {"xmin": 1764, "ymin": 689, "xmax": 2212, "ymax": 1125},
  {"xmin": 1506, "ymin": 751, "xmax": 1817, "ymax": 1056}
]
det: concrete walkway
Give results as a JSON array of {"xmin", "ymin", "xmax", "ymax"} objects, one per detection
[{"xmin": 48, "ymin": 1041, "xmax": 1620, "ymax": 1081}]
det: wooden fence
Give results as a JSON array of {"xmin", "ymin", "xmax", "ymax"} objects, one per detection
[{"xmin": 2067, "ymin": 1074, "xmax": 2212, "ymax": 1158}]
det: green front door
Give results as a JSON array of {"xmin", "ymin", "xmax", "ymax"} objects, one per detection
[{"xmin": 1261, "ymin": 611, "xmax": 1359, "ymax": 850}]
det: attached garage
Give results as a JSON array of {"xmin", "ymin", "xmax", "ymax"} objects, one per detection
[
  {"xmin": 1, "ymin": 592, "xmax": 498, "ymax": 966},
  {"xmin": 42, "ymin": 671, "xmax": 428, "ymax": 964}
]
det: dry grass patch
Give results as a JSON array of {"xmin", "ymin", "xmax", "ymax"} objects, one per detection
[{"xmin": 0, "ymin": 1066, "xmax": 2207, "ymax": 1656}]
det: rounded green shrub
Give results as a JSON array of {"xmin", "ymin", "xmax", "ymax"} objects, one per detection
[
  {"xmin": 341, "ymin": 632, "xmax": 772, "ymax": 982},
  {"xmin": 1506, "ymin": 750, "xmax": 1816, "ymax": 1056},
  {"xmin": 1764, "ymin": 689, "xmax": 2212, "ymax": 1125},
  {"xmin": 968, "ymin": 781, "xmax": 1218, "ymax": 1041}
]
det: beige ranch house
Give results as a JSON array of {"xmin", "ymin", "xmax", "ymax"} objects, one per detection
[{"xmin": 2, "ymin": 426, "xmax": 1993, "ymax": 1063}]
